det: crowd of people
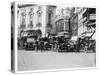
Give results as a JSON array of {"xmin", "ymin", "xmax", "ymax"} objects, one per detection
[{"xmin": 18, "ymin": 35, "xmax": 96, "ymax": 53}]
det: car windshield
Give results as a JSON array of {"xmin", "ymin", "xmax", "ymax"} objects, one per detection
[
  {"xmin": 21, "ymin": 30, "xmax": 42, "ymax": 37},
  {"xmin": 21, "ymin": 31, "xmax": 28, "ymax": 37}
]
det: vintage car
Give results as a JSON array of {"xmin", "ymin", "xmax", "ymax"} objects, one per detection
[{"xmin": 18, "ymin": 29, "xmax": 42, "ymax": 50}]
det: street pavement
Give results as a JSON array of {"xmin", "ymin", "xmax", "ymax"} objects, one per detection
[{"xmin": 18, "ymin": 50, "xmax": 96, "ymax": 71}]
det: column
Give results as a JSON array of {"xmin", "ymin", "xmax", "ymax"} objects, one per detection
[{"xmin": 41, "ymin": 5, "xmax": 47, "ymax": 37}]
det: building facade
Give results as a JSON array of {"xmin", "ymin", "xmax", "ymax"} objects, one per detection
[
  {"xmin": 70, "ymin": 7, "xmax": 78, "ymax": 40},
  {"xmin": 17, "ymin": 4, "xmax": 47, "ymax": 37},
  {"xmin": 46, "ymin": 6, "xmax": 56, "ymax": 34},
  {"xmin": 77, "ymin": 8, "xmax": 96, "ymax": 39},
  {"xmin": 54, "ymin": 7, "xmax": 73, "ymax": 38}
]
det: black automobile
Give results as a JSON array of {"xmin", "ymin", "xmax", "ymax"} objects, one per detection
[{"xmin": 18, "ymin": 29, "xmax": 42, "ymax": 50}]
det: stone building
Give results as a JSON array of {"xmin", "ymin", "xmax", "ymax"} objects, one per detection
[
  {"xmin": 55, "ymin": 7, "xmax": 73, "ymax": 38},
  {"xmin": 77, "ymin": 7, "xmax": 96, "ymax": 39},
  {"xmin": 46, "ymin": 5, "xmax": 56, "ymax": 34},
  {"xmin": 17, "ymin": 4, "xmax": 47, "ymax": 37}
]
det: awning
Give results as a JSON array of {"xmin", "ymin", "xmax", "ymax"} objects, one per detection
[
  {"xmin": 21, "ymin": 29, "xmax": 42, "ymax": 37},
  {"xmin": 88, "ymin": 22, "xmax": 96, "ymax": 26}
]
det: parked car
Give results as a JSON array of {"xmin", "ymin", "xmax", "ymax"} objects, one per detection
[{"xmin": 18, "ymin": 29, "xmax": 42, "ymax": 50}]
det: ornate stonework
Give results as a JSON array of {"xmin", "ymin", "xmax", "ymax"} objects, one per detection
[
  {"xmin": 28, "ymin": 8, "xmax": 34, "ymax": 28},
  {"xmin": 36, "ymin": 6, "xmax": 42, "ymax": 27}
]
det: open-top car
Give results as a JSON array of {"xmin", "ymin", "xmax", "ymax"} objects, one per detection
[{"xmin": 18, "ymin": 29, "xmax": 42, "ymax": 50}]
